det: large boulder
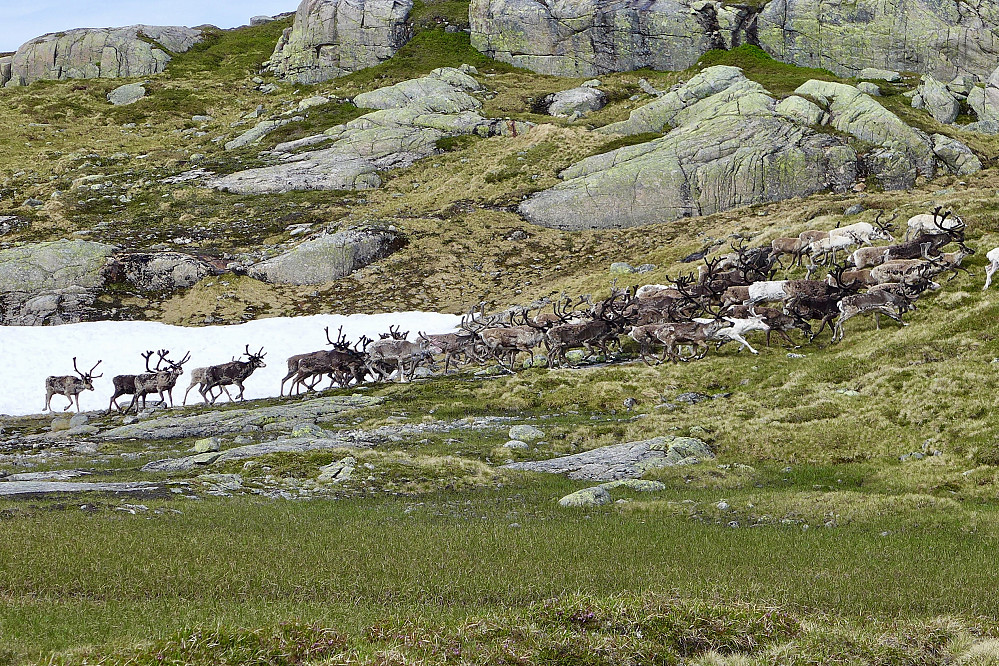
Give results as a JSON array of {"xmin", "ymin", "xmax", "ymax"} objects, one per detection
[
  {"xmin": 471, "ymin": 0, "xmax": 999, "ymax": 80},
  {"xmin": 248, "ymin": 227, "xmax": 405, "ymax": 285},
  {"xmin": 211, "ymin": 67, "xmax": 532, "ymax": 194},
  {"xmin": 107, "ymin": 83, "xmax": 146, "ymax": 106},
  {"xmin": 3, "ymin": 26, "xmax": 201, "ymax": 87},
  {"xmin": 757, "ymin": 0, "xmax": 999, "ymax": 80},
  {"xmin": 470, "ymin": 0, "xmax": 753, "ymax": 77},
  {"xmin": 506, "ymin": 435, "xmax": 714, "ymax": 481},
  {"xmin": 912, "ymin": 76, "xmax": 960, "ymax": 124},
  {"xmin": 268, "ymin": 0, "xmax": 414, "ymax": 83},
  {"xmin": 520, "ymin": 68, "xmax": 857, "ymax": 230},
  {"xmin": 539, "ymin": 86, "xmax": 608, "ymax": 118},
  {"xmin": 0, "ymin": 240, "xmax": 115, "ymax": 325},
  {"xmin": 793, "ymin": 80, "xmax": 935, "ymax": 189},
  {"xmin": 932, "ymin": 134, "xmax": 982, "ymax": 174},
  {"xmin": 104, "ymin": 252, "xmax": 214, "ymax": 292}
]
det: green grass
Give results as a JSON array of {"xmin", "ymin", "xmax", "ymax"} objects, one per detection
[
  {"xmin": 165, "ymin": 20, "xmax": 294, "ymax": 81},
  {"xmin": 4, "ymin": 482, "xmax": 999, "ymax": 664},
  {"xmin": 696, "ymin": 44, "xmax": 841, "ymax": 97}
]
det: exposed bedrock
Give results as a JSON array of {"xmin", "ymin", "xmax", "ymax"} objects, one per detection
[
  {"xmin": 1, "ymin": 25, "xmax": 201, "ymax": 87},
  {"xmin": 519, "ymin": 66, "xmax": 973, "ymax": 230},
  {"xmin": 267, "ymin": 0, "xmax": 414, "ymax": 83},
  {"xmin": 469, "ymin": 0, "xmax": 999, "ymax": 79}
]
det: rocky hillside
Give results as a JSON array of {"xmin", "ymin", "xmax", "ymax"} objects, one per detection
[{"xmin": 0, "ymin": 0, "xmax": 998, "ymax": 328}]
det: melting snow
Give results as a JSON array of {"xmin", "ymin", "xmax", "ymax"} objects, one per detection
[{"xmin": 0, "ymin": 312, "xmax": 461, "ymax": 416}]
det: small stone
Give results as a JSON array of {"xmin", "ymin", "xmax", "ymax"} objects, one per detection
[
  {"xmin": 558, "ymin": 486, "xmax": 611, "ymax": 507},
  {"xmin": 192, "ymin": 437, "xmax": 221, "ymax": 453},
  {"xmin": 856, "ymin": 82, "xmax": 880, "ymax": 96},
  {"xmin": 844, "ymin": 203, "xmax": 865, "ymax": 216},
  {"xmin": 717, "ymin": 501, "xmax": 730, "ymax": 511},
  {"xmin": 69, "ymin": 413, "xmax": 89, "ymax": 428},
  {"xmin": 610, "ymin": 261, "xmax": 634, "ymax": 274},
  {"xmin": 503, "ymin": 439, "xmax": 529, "ymax": 449},
  {"xmin": 108, "ymin": 83, "xmax": 146, "ymax": 106},
  {"xmin": 509, "ymin": 424, "xmax": 544, "ymax": 441}
]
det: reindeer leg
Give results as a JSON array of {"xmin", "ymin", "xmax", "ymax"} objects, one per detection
[{"xmin": 875, "ymin": 312, "xmax": 881, "ymax": 330}]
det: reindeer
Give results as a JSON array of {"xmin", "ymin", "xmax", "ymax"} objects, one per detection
[
  {"xmin": 727, "ymin": 305, "xmax": 811, "ymax": 347},
  {"xmin": 904, "ymin": 206, "xmax": 964, "ymax": 240},
  {"xmin": 831, "ymin": 291, "xmax": 914, "ymax": 342},
  {"xmin": 280, "ymin": 327, "xmax": 362, "ymax": 395},
  {"xmin": 830, "ymin": 211, "xmax": 896, "ymax": 246},
  {"xmin": 182, "ymin": 366, "xmax": 224, "ymax": 406},
  {"xmin": 653, "ymin": 311, "xmax": 732, "ymax": 363},
  {"xmin": 770, "ymin": 237, "xmax": 807, "ymax": 268},
  {"xmin": 366, "ymin": 336, "xmax": 437, "ymax": 382},
  {"xmin": 546, "ymin": 291, "xmax": 632, "ymax": 367},
  {"xmin": 127, "ymin": 349, "xmax": 190, "ymax": 413},
  {"xmin": 983, "ymin": 247, "xmax": 999, "ymax": 290},
  {"xmin": 289, "ymin": 330, "xmax": 372, "ymax": 393},
  {"xmin": 108, "ymin": 350, "xmax": 154, "ymax": 414},
  {"xmin": 200, "ymin": 346, "xmax": 267, "ymax": 404},
  {"xmin": 44, "ymin": 358, "xmax": 102, "ymax": 413}
]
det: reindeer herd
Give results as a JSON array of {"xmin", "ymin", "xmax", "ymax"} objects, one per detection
[{"xmin": 42, "ymin": 207, "xmax": 998, "ymax": 414}]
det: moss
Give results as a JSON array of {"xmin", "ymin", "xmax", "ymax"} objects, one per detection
[
  {"xmin": 696, "ymin": 44, "xmax": 840, "ymax": 97},
  {"xmin": 165, "ymin": 20, "xmax": 294, "ymax": 80}
]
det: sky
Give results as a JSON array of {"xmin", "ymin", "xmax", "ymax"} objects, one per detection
[{"xmin": 0, "ymin": 0, "xmax": 296, "ymax": 52}]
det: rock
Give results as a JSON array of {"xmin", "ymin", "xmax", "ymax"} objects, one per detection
[
  {"xmin": 471, "ymin": 0, "xmax": 999, "ymax": 80},
  {"xmin": 0, "ymin": 56, "xmax": 11, "ymax": 87},
  {"xmin": 225, "ymin": 119, "xmax": 292, "ymax": 150},
  {"xmin": 758, "ymin": 0, "xmax": 999, "ymax": 80},
  {"xmin": 558, "ymin": 486, "xmax": 611, "ymax": 507},
  {"xmin": 914, "ymin": 76, "xmax": 959, "ymax": 124},
  {"xmin": 107, "ymin": 83, "xmax": 146, "ymax": 106},
  {"xmin": 509, "ymin": 424, "xmax": 544, "ymax": 441},
  {"xmin": 248, "ymin": 227, "xmax": 404, "ymax": 285},
  {"xmin": 470, "ymin": 0, "xmax": 750, "ymax": 76},
  {"xmin": 610, "ymin": 262, "xmax": 634, "ymax": 275},
  {"xmin": 599, "ymin": 479, "xmax": 666, "ymax": 492},
  {"xmin": 843, "ymin": 203, "xmax": 865, "ymax": 216},
  {"xmin": 794, "ymin": 80, "xmax": 934, "ymax": 189},
  {"xmin": 0, "ymin": 240, "xmax": 115, "ymax": 325},
  {"xmin": 539, "ymin": 86, "xmax": 607, "ymax": 118},
  {"xmin": 69, "ymin": 414, "xmax": 89, "ymax": 428},
  {"xmin": 505, "ymin": 436, "xmax": 714, "ymax": 481},
  {"xmin": 105, "ymin": 395, "xmax": 381, "ymax": 440},
  {"xmin": 932, "ymin": 134, "xmax": 982, "ymax": 175},
  {"xmin": 317, "ymin": 456, "xmax": 355, "ymax": 482},
  {"xmin": 676, "ymin": 392, "xmax": 709, "ymax": 404},
  {"xmin": 856, "ymin": 82, "xmax": 881, "ymax": 96},
  {"xmin": 268, "ymin": 0, "xmax": 414, "ymax": 83},
  {"xmin": 297, "ymin": 95, "xmax": 330, "ymax": 111},
  {"xmin": 968, "ymin": 67, "xmax": 999, "ymax": 126},
  {"xmin": 51, "ymin": 417, "xmax": 72, "ymax": 432},
  {"xmin": 0, "ymin": 216, "xmax": 28, "ymax": 236},
  {"xmin": 774, "ymin": 95, "xmax": 825, "ymax": 125},
  {"xmin": 104, "ymin": 252, "xmax": 213, "ymax": 291},
  {"xmin": 2, "ymin": 470, "xmax": 89, "ymax": 482},
  {"xmin": 521, "ymin": 69, "xmax": 857, "ymax": 230},
  {"xmin": 192, "ymin": 437, "xmax": 222, "ymax": 453},
  {"xmin": 251, "ymin": 15, "xmax": 276, "ymax": 25},
  {"xmin": 212, "ymin": 68, "xmax": 531, "ymax": 194},
  {"xmin": 4, "ymin": 26, "xmax": 201, "ymax": 87},
  {"xmin": 143, "ymin": 437, "xmax": 363, "ymax": 472},
  {"xmin": 0, "ymin": 481, "xmax": 160, "ymax": 496},
  {"xmin": 259, "ymin": 83, "xmax": 280, "ymax": 94},
  {"xmin": 503, "ymin": 439, "xmax": 529, "ymax": 449},
  {"xmin": 947, "ymin": 76, "xmax": 975, "ymax": 97},
  {"xmin": 859, "ymin": 68, "xmax": 901, "ymax": 82},
  {"xmin": 353, "ymin": 67, "xmax": 483, "ymax": 112},
  {"xmin": 601, "ymin": 65, "xmax": 748, "ymax": 135}
]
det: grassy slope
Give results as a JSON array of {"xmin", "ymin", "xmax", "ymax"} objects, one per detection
[{"xmin": 3, "ymin": 17, "xmax": 999, "ymax": 666}]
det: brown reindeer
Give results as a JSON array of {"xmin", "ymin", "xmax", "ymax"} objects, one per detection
[{"xmin": 44, "ymin": 358, "xmax": 102, "ymax": 412}]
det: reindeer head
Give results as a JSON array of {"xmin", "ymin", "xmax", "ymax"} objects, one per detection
[
  {"xmin": 244, "ymin": 345, "xmax": 267, "ymax": 368},
  {"xmin": 871, "ymin": 210, "xmax": 897, "ymax": 241},
  {"xmin": 165, "ymin": 351, "xmax": 191, "ymax": 378},
  {"xmin": 73, "ymin": 357, "xmax": 103, "ymax": 390}
]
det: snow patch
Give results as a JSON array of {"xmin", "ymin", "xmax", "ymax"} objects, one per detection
[{"xmin": 0, "ymin": 312, "xmax": 461, "ymax": 416}]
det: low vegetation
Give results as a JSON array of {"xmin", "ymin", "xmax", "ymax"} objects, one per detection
[{"xmin": 3, "ymin": 13, "xmax": 999, "ymax": 666}]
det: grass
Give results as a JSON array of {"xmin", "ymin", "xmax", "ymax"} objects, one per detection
[{"xmin": 695, "ymin": 44, "xmax": 840, "ymax": 97}]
